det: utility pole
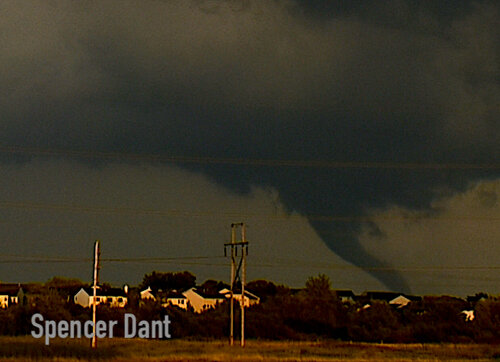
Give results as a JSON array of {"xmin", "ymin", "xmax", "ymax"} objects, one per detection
[
  {"xmin": 229, "ymin": 226, "xmax": 235, "ymax": 346},
  {"xmin": 224, "ymin": 223, "xmax": 248, "ymax": 347},
  {"xmin": 91, "ymin": 240, "xmax": 100, "ymax": 349},
  {"xmin": 241, "ymin": 224, "xmax": 246, "ymax": 347}
]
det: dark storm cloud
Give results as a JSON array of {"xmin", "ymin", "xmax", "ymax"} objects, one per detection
[
  {"xmin": 0, "ymin": 0, "xmax": 499, "ymax": 291},
  {"xmin": 0, "ymin": 159, "xmax": 386, "ymax": 291},
  {"xmin": 358, "ymin": 178, "xmax": 500, "ymax": 295}
]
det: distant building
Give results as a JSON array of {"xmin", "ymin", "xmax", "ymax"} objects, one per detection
[
  {"xmin": 358, "ymin": 291, "xmax": 403, "ymax": 303},
  {"xmin": 160, "ymin": 290, "xmax": 188, "ymax": 309},
  {"xmin": 0, "ymin": 284, "xmax": 23, "ymax": 308},
  {"xmin": 219, "ymin": 288, "xmax": 260, "ymax": 307},
  {"xmin": 74, "ymin": 287, "xmax": 128, "ymax": 308},
  {"xmin": 389, "ymin": 295, "xmax": 411, "ymax": 308},
  {"xmin": 357, "ymin": 291, "xmax": 421, "ymax": 306},
  {"xmin": 140, "ymin": 286, "xmax": 155, "ymax": 301},
  {"xmin": 334, "ymin": 290, "xmax": 355, "ymax": 303},
  {"xmin": 461, "ymin": 310, "xmax": 475, "ymax": 321},
  {"xmin": 467, "ymin": 293, "xmax": 488, "ymax": 304},
  {"xmin": 138, "ymin": 286, "xmax": 260, "ymax": 313},
  {"xmin": 182, "ymin": 287, "xmax": 225, "ymax": 313},
  {"xmin": 139, "ymin": 287, "xmax": 189, "ymax": 310}
]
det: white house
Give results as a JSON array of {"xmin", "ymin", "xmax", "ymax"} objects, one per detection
[
  {"xmin": 461, "ymin": 310, "xmax": 475, "ymax": 321},
  {"xmin": 182, "ymin": 287, "xmax": 225, "ymax": 313},
  {"xmin": 389, "ymin": 295, "xmax": 411, "ymax": 308},
  {"xmin": 219, "ymin": 288, "xmax": 260, "ymax": 307},
  {"xmin": 0, "ymin": 285, "xmax": 22, "ymax": 308},
  {"xmin": 138, "ymin": 286, "xmax": 258, "ymax": 313},
  {"xmin": 161, "ymin": 291, "xmax": 188, "ymax": 310},
  {"xmin": 140, "ymin": 287, "xmax": 155, "ymax": 301},
  {"xmin": 0, "ymin": 295, "xmax": 8, "ymax": 309},
  {"xmin": 74, "ymin": 287, "xmax": 128, "ymax": 308},
  {"xmin": 139, "ymin": 287, "xmax": 189, "ymax": 310},
  {"xmin": 335, "ymin": 290, "xmax": 355, "ymax": 303}
]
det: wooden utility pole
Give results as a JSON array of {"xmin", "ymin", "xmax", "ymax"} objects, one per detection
[
  {"xmin": 224, "ymin": 223, "xmax": 248, "ymax": 347},
  {"xmin": 229, "ymin": 226, "xmax": 235, "ymax": 346},
  {"xmin": 91, "ymin": 240, "xmax": 100, "ymax": 349},
  {"xmin": 241, "ymin": 224, "xmax": 246, "ymax": 347}
]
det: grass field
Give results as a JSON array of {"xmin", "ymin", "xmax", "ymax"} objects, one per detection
[{"xmin": 0, "ymin": 337, "xmax": 499, "ymax": 361}]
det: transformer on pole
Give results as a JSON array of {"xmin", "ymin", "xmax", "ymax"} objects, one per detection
[{"xmin": 224, "ymin": 223, "xmax": 248, "ymax": 347}]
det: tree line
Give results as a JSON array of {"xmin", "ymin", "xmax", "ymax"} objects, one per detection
[{"xmin": 0, "ymin": 273, "xmax": 499, "ymax": 343}]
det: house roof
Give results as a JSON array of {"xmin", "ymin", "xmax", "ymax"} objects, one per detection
[
  {"xmin": 0, "ymin": 284, "xmax": 22, "ymax": 296},
  {"xmin": 0, "ymin": 283, "xmax": 21, "ymax": 288},
  {"xmin": 52, "ymin": 286, "xmax": 84, "ymax": 297},
  {"xmin": 405, "ymin": 295, "xmax": 422, "ymax": 302},
  {"xmin": 334, "ymin": 290, "xmax": 355, "ymax": 298},
  {"xmin": 81, "ymin": 287, "xmax": 127, "ymax": 297},
  {"xmin": 158, "ymin": 290, "xmax": 186, "ymax": 299},
  {"xmin": 219, "ymin": 288, "xmax": 260, "ymax": 300},
  {"xmin": 389, "ymin": 295, "xmax": 411, "ymax": 307},
  {"xmin": 357, "ymin": 291, "xmax": 422, "ymax": 303},
  {"xmin": 359, "ymin": 291, "xmax": 403, "ymax": 301},
  {"xmin": 467, "ymin": 293, "xmax": 488, "ymax": 303},
  {"xmin": 186, "ymin": 287, "xmax": 224, "ymax": 300},
  {"xmin": 106, "ymin": 288, "xmax": 128, "ymax": 297}
]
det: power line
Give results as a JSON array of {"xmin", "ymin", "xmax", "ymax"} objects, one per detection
[
  {"xmin": 0, "ymin": 253, "xmax": 223, "ymax": 262},
  {"xmin": 1, "ymin": 201, "xmax": 500, "ymax": 222},
  {"xmin": 0, "ymin": 254, "xmax": 498, "ymax": 272},
  {"xmin": 1, "ymin": 145, "xmax": 500, "ymax": 170}
]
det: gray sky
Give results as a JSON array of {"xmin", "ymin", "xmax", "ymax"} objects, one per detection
[{"xmin": 0, "ymin": 0, "xmax": 498, "ymax": 296}]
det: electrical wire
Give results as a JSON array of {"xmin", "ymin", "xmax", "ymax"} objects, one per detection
[
  {"xmin": 0, "ymin": 253, "xmax": 498, "ymax": 273},
  {"xmin": 0, "ymin": 146, "xmax": 498, "ymax": 282},
  {"xmin": 1, "ymin": 201, "xmax": 500, "ymax": 222},
  {"xmin": 1, "ymin": 145, "xmax": 500, "ymax": 170}
]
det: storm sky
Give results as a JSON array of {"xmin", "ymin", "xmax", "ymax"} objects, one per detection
[{"xmin": 0, "ymin": 0, "xmax": 499, "ymax": 296}]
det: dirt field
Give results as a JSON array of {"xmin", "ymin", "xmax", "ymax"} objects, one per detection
[{"xmin": 0, "ymin": 337, "xmax": 499, "ymax": 361}]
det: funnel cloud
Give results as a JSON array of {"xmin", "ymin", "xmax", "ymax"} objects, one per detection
[{"xmin": 0, "ymin": 0, "xmax": 498, "ymax": 294}]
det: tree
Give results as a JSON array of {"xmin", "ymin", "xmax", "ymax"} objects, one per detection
[
  {"xmin": 348, "ymin": 301, "xmax": 402, "ymax": 342},
  {"xmin": 473, "ymin": 299, "xmax": 500, "ymax": 342},
  {"xmin": 199, "ymin": 279, "xmax": 228, "ymax": 295},
  {"xmin": 410, "ymin": 296, "xmax": 472, "ymax": 342},
  {"xmin": 44, "ymin": 276, "xmax": 86, "ymax": 299},
  {"xmin": 304, "ymin": 274, "xmax": 331, "ymax": 298},
  {"xmin": 246, "ymin": 280, "xmax": 277, "ymax": 302},
  {"xmin": 139, "ymin": 271, "xmax": 196, "ymax": 292},
  {"xmin": 45, "ymin": 276, "xmax": 85, "ymax": 289}
]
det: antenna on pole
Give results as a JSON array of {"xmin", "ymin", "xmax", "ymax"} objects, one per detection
[
  {"xmin": 224, "ymin": 223, "xmax": 248, "ymax": 347},
  {"xmin": 91, "ymin": 240, "xmax": 100, "ymax": 349}
]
